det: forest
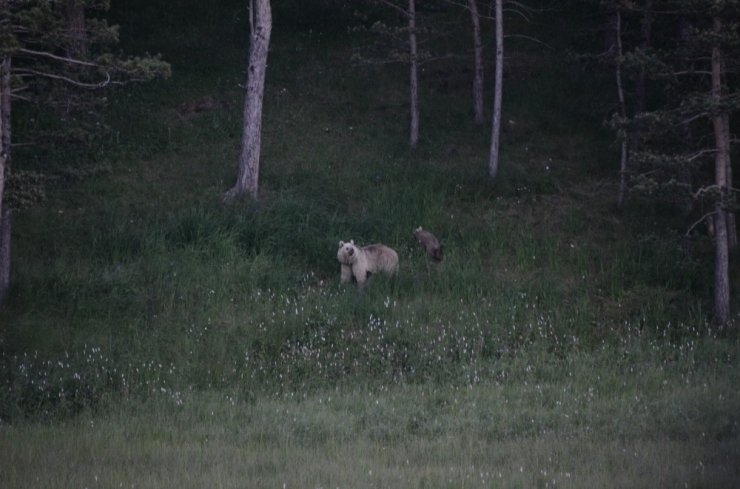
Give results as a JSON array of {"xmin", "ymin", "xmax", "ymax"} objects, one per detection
[{"xmin": 0, "ymin": 0, "xmax": 739, "ymax": 487}]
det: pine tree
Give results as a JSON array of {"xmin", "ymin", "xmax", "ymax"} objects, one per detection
[
  {"xmin": 616, "ymin": 0, "xmax": 739, "ymax": 325},
  {"xmin": 0, "ymin": 0, "xmax": 170, "ymax": 304}
]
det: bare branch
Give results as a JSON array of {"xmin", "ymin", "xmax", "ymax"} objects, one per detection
[
  {"xmin": 505, "ymin": 0, "xmax": 539, "ymax": 14},
  {"xmin": 503, "ymin": 7, "xmax": 531, "ymax": 22},
  {"xmin": 440, "ymin": 0, "xmax": 544, "ymax": 21},
  {"xmin": 685, "ymin": 211, "xmax": 715, "ymax": 236},
  {"xmin": 16, "ymin": 48, "xmax": 97, "ymax": 68},
  {"xmin": 692, "ymin": 185, "xmax": 721, "ymax": 200},
  {"xmin": 504, "ymin": 34, "xmax": 554, "ymax": 50},
  {"xmin": 686, "ymin": 148, "xmax": 717, "ymax": 162},
  {"xmin": 10, "ymin": 92, "xmax": 32, "ymax": 103},
  {"xmin": 375, "ymin": 0, "xmax": 410, "ymax": 18},
  {"xmin": 14, "ymin": 68, "xmax": 113, "ymax": 88},
  {"xmin": 670, "ymin": 70, "xmax": 713, "ymax": 76}
]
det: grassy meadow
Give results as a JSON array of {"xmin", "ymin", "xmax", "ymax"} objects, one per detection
[{"xmin": 1, "ymin": 3, "xmax": 739, "ymax": 488}]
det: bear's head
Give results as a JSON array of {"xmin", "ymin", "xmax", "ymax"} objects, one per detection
[{"xmin": 337, "ymin": 240, "xmax": 358, "ymax": 265}]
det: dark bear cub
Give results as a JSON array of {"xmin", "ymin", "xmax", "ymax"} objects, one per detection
[{"xmin": 413, "ymin": 227, "xmax": 443, "ymax": 262}]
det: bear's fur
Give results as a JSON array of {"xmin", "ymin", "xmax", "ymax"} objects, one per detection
[
  {"xmin": 337, "ymin": 240, "xmax": 399, "ymax": 288},
  {"xmin": 413, "ymin": 226, "xmax": 443, "ymax": 262}
]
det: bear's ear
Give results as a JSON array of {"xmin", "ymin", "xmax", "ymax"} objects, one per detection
[
  {"xmin": 350, "ymin": 240, "xmax": 354, "ymax": 245},
  {"xmin": 415, "ymin": 226, "xmax": 422, "ymax": 232},
  {"xmin": 339, "ymin": 240, "xmax": 344, "ymax": 247}
]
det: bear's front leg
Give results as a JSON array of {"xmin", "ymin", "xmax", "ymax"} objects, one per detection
[
  {"xmin": 340, "ymin": 264, "xmax": 353, "ymax": 284},
  {"xmin": 353, "ymin": 267, "xmax": 368, "ymax": 288}
]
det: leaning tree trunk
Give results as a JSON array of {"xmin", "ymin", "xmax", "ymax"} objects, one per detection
[
  {"xmin": 487, "ymin": 0, "xmax": 503, "ymax": 180},
  {"xmin": 468, "ymin": 0, "xmax": 484, "ymax": 124},
  {"xmin": 711, "ymin": 16, "xmax": 731, "ymax": 326},
  {"xmin": 408, "ymin": 0, "xmax": 419, "ymax": 149},
  {"xmin": 225, "ymin": 0, "xmax": 272, "ymax": 201},
  {"xmin": 0, "ymin": 52, "xmax": 11, "ymax": 304}
]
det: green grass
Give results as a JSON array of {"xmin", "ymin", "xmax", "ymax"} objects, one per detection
[
  {"xmin": 1, "ymin": 5, "xmax": 739, "ymax": 488},
  {"xmin": 3, "ymin": 346, "xmax": 739, "ymax": 488}
]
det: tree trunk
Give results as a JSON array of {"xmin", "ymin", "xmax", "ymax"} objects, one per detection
[
  {"xmin": 0, "ymin": 52, "xmax": 10, "ymax": 305},
  {"xmin": 468, "ymin": 0, "xmax": 484, "ymax": 124},
  {"xmin": 604, "ymin": 12, "xmax": 618, "ymax": 55},
  {"xmin": 408, "ymin": 0, "xmax": 419, "ymax": 149},
  {"xmin": 0, "ymin": 208, "xmax": 10, "ymax": 304},
  {"xmin": 487, "ymin": 0, "xmax": 503, "ymax": 180},
  {"xmin": 0, "ymin": 55, "xmax": 8, "ymax": 222},
  {"xmin": 64, "ymin": 0, "xmax": 88, "ymax": 59},
  {"xmin": 713, "ymin": 204, "xmax": 730, "ymax": 325},
  {"xmin": 711, "ymin": 16, "xmax": 731, "ymax": 325},
  {"xmin": 615, "ymin": 10, "xmax": 629, "ymax": 210},
  {"xmin": 635, "ymin": 0, "xmax": 652, "ymax": 114},
  {"xmin": 225, "ymin": 0, "xmax": 272, "ymax": 201},
  {"xmin": 723, "ymin": 112, "xmax": 737, "ymax": 249}
]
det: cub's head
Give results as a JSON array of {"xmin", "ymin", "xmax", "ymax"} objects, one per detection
[{"xmin": 337, "ymin": 240, "xmax": 358, "ymax": 265}]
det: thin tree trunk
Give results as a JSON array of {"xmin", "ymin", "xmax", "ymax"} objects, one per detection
[
  {"xmin": 0, "ymin": 52, "xmax": 10, "ymax": 304},
  {"xmin": 713, "ymin": 204, "xmax": 730, "ymax": 325},
  {"xmin": 604, "ymin": 12, "xmax": 618, "ymax": 55},
  {"xmin": 468, "ymin": 0, "xmax": 484, "ymax": 124},
  {"xmin": 635, "ymin": 0, "xmax": 652, "ymax": 114},
  {"xmin": 64, "ymin": 0, "xmax": 88, "ymax": 59},
  {"xmin": 487, "ymin": 0, "xmax": 503, "ymax": 180},
  {"xmin": 0, "ymin": 55, "xmax": 8, "ymax": 221},
  {"xmin": 723, "ymin": 113, "xmax": 737, "ymax": 249},
  {"xmin": 0, "ymin": 208, "xmax": 10, "ymax": 304},
  {"xmin": 615, "ymin": 10, "xmax": 629, "ymax": 210},
  {"xmin": 711, "ymin": 16, "xmax": 731, "ymax": 325},
  {"xmin": 225, "ymin": 0, "xmax": 272, "ymax": 201},
  {"xmin": 408, "ymin": 0, "xmax": 419, "ymax": 149}
]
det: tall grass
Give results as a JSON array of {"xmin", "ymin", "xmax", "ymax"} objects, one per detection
[{"xmin": 2, "ymin": 346, "xmax": 739, "ymax": 488}]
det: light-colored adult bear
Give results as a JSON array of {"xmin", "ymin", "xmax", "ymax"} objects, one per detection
[
  {"xmin": 413, "ymin": 226, "xmax": 443, "ymax": 262},
  {"xmin": 337, "ymin": 240, "xmax": 399, "ymax": 288}
]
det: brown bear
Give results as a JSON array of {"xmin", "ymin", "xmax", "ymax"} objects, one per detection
[
  {"xmin": 337, "ymin": 240, "xmax": 399, "ymax": 288},
  {"xmin": 413, "ymin": 226, "xmax": 443, "ymax": 262}
]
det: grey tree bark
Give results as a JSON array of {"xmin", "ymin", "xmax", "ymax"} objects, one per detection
[
  {"xmin": 468, "ymin": 0, "xmax": 484, "ymax": 124},
  {"xmin": 64, "ymin": 0, "xmax": 88, "ymax": 59},
  {"xmin": 0, "ymin": 208, "xmax": 10, "ymax": 304},
  {"xmin": 711, "ymin": 16, "xmax": 731, "ymax": 325},
  {"xmin": 487, "ymin": 0, "xmax": 503, "ymax": 180},
  {"xmin": 225, "ymin": 0, "xmax": 272, "ymax": 201},
  {"xmin": 0, "ymin": 51, "xmax": 10, "ymax": 304},
  {"xmin": 635, "ymin": 0, "xmax": 652, "ymax": 114},
  {"xmin": 726, "ymin": 121, "xmax": 737, "ymax": 249},
  {"xmin": 615, "ymin": 10, "xmax": 629, "ymax": 210},
  {"xmin": 408, "ymin": 0, "xmax": 419, "ymax": 149}
]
